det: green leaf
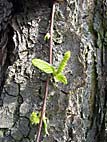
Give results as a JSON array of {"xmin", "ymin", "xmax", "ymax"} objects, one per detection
[
  {"xmin": 54, "ymin": 73, "xmax": 68, "ymax": 84},
  {"xmin": 44, "ymin": 33, "xmax": 50, "ymax": 41},
  {"xmin": 30, "ymin": 112, "xmax": 49, "ymax": 135},
  {"xmin": 56, "ymin": 51, "xmax": 71, "ymax": 74},
  {"xmin": 30, "ymin": 112, "xmax": 40, "ymax": 125},
  {"xmin": 32, "ymin": 59, "xmax": 55, "ymax": 74},
  {"xmin": 43, "ymin": 117, "xmax": 49, "ymax": 135}
]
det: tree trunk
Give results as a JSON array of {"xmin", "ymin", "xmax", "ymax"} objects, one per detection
[{"xmin": 0, "ymin": 0, "xmax": 107, "ymax": 142}]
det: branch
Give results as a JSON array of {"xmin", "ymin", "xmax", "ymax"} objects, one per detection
[
  {"xmin": 49, "ymin": 1, "xmax": 55, "ymax": 64},
  {"xmin": 36, "ymin": 2, "xmax": 56, "ymax": 142}
]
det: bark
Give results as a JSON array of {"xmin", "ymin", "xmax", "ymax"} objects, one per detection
[{"xmin": 0, "ymin": 0, "xmax": 107, "ymax": 142}]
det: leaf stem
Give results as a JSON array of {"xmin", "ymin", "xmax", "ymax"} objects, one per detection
[{"xmin": 36, "ymin": 2, "xmax": 56, "ymax": 142}]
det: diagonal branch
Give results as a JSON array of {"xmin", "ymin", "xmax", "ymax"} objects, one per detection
[{"xmin": 36, "ymin": 2, "xmax": 56, "ymax": 142}]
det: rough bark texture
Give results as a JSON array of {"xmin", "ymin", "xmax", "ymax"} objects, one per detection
[{"xmin": 0, "ymin": 0, "xmax": 107, "ymax": 142}]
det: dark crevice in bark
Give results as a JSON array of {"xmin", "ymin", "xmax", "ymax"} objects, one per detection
[
  {"xmin": 8, "ymin": 0, "xmax": 24, "ymax": 14},
  {"xmin": 6, "ymin": 25, "xmax": 17, "ymax": 66},
  {"xmin": 0, "ymin": 25, "xmax": 16, "ymax": 95}
]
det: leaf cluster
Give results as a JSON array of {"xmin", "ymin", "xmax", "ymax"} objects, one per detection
[
  {"xmin": 30, "ymin": 112, "xmax": 49, "ymax": 135},
  {"xmin": 32, "ymin": 51, "xmax": 71, "ymax": 84}
]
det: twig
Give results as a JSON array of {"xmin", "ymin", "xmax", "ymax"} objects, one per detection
[
  {"xmin": 49, "ymin": 1, "xmax": 56, "ymax": 64},
  {"xmin": 36, "ymin": 2, "xmax": 56, "ymax": 142},
  {"xmin": 36, "ymin": 78, "xmax": 49, "ymax": 142}
]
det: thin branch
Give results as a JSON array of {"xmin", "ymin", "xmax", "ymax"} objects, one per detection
[
  {"xmin": 36, "ymin": 78, "xmax": 49, "ymax": 142},
  {"xmin": 36, "ymin": 2, "xmax": 56, "ymax": 142},
  {"xmin": 50, "ymin": 1, "xmax": 56, "ymax": 64}
]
